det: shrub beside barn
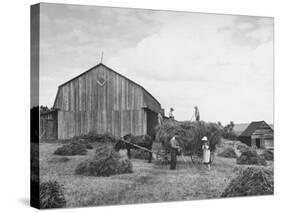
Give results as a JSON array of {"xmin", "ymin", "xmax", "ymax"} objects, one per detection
[{"xmin": 40, "ymin": 63, "xmax": 162, "ymax": 140}]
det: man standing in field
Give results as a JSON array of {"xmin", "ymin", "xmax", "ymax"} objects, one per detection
[{"xmin": 169, "ymin": 135, "xmax": 181, "ymax": 170}]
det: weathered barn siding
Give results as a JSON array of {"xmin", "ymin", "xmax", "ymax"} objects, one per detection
[
  {"xmin": 40, "ymin": 111, "xmax": 58, "ymax": 140},
  {"xmin": 53, "ymin": 64, "xmax": 159, "ymax": 139}
]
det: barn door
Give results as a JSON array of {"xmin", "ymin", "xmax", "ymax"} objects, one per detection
[{"xmin": 146, "ymin": 109, "xmax": 158, "ymax": 140}]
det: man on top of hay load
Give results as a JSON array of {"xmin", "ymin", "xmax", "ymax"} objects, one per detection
[
  {"xmin": 169, "ymin": 135, "xmax": 181, "ymax": 170},
  {"xmin": 158, "ymin": 112, "xmax": 163, "ymax": 128},
  {"xmin": 194, "ymin": 106, "xmax": 200, "ymax": 121},
  {"xmin": 169, "ymin": 108, "xmax": 175, "ymax": 120}
]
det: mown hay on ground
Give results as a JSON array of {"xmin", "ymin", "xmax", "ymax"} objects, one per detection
[
  {"xmin": 40, "ymin": 180, "xmax": 66, "ymax": 209},
  {"xmin": 48, "ymin": 156, "xmax": 71, "ymax": 163},
  {"xmin": 156, "ymin": 120, "xmax": 221, "ymax": 154},
  {"xmin": 260, "ymin": 150, "xmax": 274, "ymax": 161},
  {"xmin": 237, "ymin": 149, "xmax": 267, "ymax": 166},
  {"xmin": 221, "ymin": 167, "xmax": 273, "ymax": 197},
  {"xmin": 75, "ymin": 146, "xmax": 133, "ymax": 177},
  {"xmin": 54, "ymin": 142, "xmax": 87, "ymax": 156},
  {"xmin": 218, "ymin": 147, "xmax": 237, "ymax": 158}
]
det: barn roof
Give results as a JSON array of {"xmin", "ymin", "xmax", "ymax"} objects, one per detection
[
  {"xmin": 57, "ymin": 63, "xmax": 161, "ymax": 112},
  {"xmin": 239, "ymin": 121, "xmax": 273, "ymax": 137}
]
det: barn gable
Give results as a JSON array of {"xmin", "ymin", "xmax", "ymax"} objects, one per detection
[{"xmin": 53, "ymin": 63, "xmax": 161, "ymax": 113}]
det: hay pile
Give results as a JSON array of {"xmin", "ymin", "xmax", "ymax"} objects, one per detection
[
  {"xmin": 54, "ymin": 142, "xmax": 87, "ymax": 156},
  {"xmin": 260, "ymin": 150, "xmax": 274, "ymax": 161},
  {"xmin": 237, "ymin": 149, "xmax": 267, "ymax": 166},
  {"xmin": 77, "ymin": 139, "xmax": 93, "ymax": 149},
  {"xmin": 75, "ymin": 146, "xmax": 133, "ymax": 176},
  {"xmin": 156, "ymin": 120, "xmax": 221, "ymax": 154},
  {"xmin": 40, "ymin": 180, "xmax": 66, "ymax": 209},
  {"xmin": 235, "ymin": 142, "xmax": 250, "ymax": 153},
  {"xmin": 221, "ymin": 167, "xmax": 273, "ymax": 197},
  {"xmin": 218, "ymin": 147, "xmax": 237, "ymax": 158},
  {"xmin": 48, "ymin": 157, "xmax": 71, "ymax": 163},
  {"xmin": 63, "ymin": 132, "xmax": 118, "ymax": 144}
]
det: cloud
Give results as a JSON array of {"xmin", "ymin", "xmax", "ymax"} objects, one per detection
[{"xmin": 39, "ymin": 4, "xmax": 273, "ymax": 124}]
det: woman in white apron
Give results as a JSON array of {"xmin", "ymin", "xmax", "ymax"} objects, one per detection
[{"xmin": 202, "ymin": 136, "xmax": 211, "ymax": 170}]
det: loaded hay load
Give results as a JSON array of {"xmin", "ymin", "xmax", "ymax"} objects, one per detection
[
  {"xmin": 54, "ymin": 142, "xmax": 88, "ymax": 156},
  {"xmin": 75, "ymin": 146, "xmax": 133, "ymax": 177},
  {"xmin": 221, "ymin": 167, "xmax": 273, "ymax": 197},
  {"xmin": 237, "ymin": 149, "xmax": 267, "ymax": 166},
  {"xmin": 156, "ymin": 120, "xmax": 222, "ymax": 155},
  {"xmin": 218, "ymin": 147, "xmax": 237, "ymax": 158}
]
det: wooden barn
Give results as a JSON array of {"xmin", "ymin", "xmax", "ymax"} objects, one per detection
[
  {"xmin": 238, "ymin": 121, "xmax": 274, "ymax": 149},
  {"xmin": 40, "ymin": 63, "xmax": 162, "ymax": 140}
]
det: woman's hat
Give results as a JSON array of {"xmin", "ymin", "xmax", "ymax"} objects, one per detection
[{"xmin": 201, "ymin": 136, "xmax": 208, "ymax": 141}]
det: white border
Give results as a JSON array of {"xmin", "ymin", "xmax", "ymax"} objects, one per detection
[{"xmin": 0, "ymin": 0, "xmax": 279, "ymax": 212}]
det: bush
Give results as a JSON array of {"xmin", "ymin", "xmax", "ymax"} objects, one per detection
[
  {"xmin": 221, "ymin": 167, "xmax": 273, "ymax": 197},
  {"xmin": 260, "ymin": 150, "xmax": 274, "ymax": 161},
  {"xmin": 40, "ymin": 180, "xmax": 66, "ymax": 209},
  {"xmin": 237, "ymin": 150, "xmax": 267, "ymax": 166},
  {"xmin": 54, "ymin": 142, "xmax": 87, "ymax": 156},
  {"xmin": 156, "ymin": 120, "xmax": 221, "ymax": 154},
  {"xmin": 218, "ymin": 147, "xmax": 237, "ymax": 158},
  {"xmin": 75, "ymin": 146, "xmax": 133, "ymax": 176}
]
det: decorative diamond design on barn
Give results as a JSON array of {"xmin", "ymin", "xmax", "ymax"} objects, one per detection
[{"xmin": 97, "ymin": 69, "xmax": 106, "ymax": 86}]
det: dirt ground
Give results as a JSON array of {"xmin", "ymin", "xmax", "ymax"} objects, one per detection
[{"xmin": 39, "ymin": 142, "xmax": 273, "ymax": 208}]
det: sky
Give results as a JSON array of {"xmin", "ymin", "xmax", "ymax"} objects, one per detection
[{"xmin": 39, "ymin": 3, "xmax": 274, "ymax": 125}]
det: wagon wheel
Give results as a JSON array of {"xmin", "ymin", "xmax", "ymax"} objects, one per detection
[{"xmin": 190, "ymin": 151, "xmax": 203, "ymax": 165}]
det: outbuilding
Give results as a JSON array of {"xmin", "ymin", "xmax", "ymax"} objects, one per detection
[
  {"xmin": 238, "ymin": 121, "xmax": 274, "ymax": 149},
  {"xmin": 40, "ymin": 63, "xmax": 162, "ymax": 140}
]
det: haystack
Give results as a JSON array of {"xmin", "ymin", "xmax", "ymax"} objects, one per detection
[
  {"xmin": 221, "ymin": 167, "xmax": 273, "ymax": 197},
  {"xmin": 63, "ymin": 132, "xmax": 118, "ymax": 144},
  {"xmin": 218, "ymin": 147, "xmax": 237, "ymax": 158},
  {"xmin": 75, "ymin": 146, "xmax": 132, "ymax": 176},
  {"xmin": 237, "ymin": 149, "xmax": 267, "ymax": 166},
  {"xmin": 260, "ymin": 150, "xmax": 274, "ymax": 161},
  {"xmin": 54, "ymin": 142, "xmax": 87, "ymax": 156},
  {"xmin": 235, "ymin": 141, "xmax": 250, "ymax": 153},
  {"xmin": 40, "ymin": 180, "xmax": 66, "ymax": 209},
  {"xmin": 156, "ymin": 120, "xmax": 221, "ymax": 154},
  {"xmin": 48, "ymin": 157, "xmax": 71, "ymax": 163}
]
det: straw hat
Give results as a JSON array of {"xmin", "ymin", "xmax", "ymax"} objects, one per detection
[{"xmin": 201, "ymin": 136, "xmax": 208, "ymax": 141}]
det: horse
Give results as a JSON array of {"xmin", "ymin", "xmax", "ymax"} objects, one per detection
[{"xmin": 114, "ymin": 134, "xmax": 153, "ymax": 163}]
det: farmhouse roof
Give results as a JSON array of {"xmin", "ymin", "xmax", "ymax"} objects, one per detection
[
  {"xmin": 239, "ymin": 121, "xmax": 273, "ymax": 137},
  {"xmin": 57, "ymin": 63, "xmax": 161, "ymax": 112}
]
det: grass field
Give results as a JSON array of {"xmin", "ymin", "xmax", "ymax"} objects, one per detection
[{"xmin": 39, "ymin": 142, "xmax": 273, "ymax": 208}]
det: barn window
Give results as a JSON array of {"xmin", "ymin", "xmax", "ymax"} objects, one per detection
[{"xmin": 97, "ymin": 68, "xmax": 106, "ymax": 86}]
